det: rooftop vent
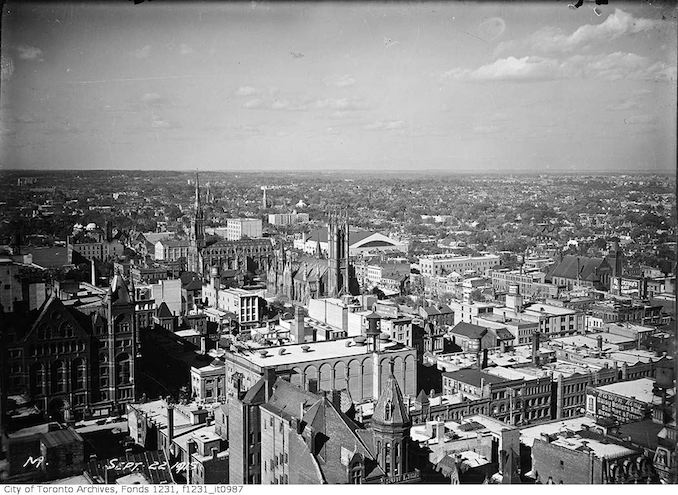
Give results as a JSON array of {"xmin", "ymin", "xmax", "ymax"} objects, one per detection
[
  {"xmin": 301, "ymin": 345, "xmax": 311, "ymax": 353},
  {"xmin": 278, "ymin": 348, "xmax": 286, "ymax": 355},
  {"xmin": 258, "ymin": 350, "xmax": 269, "ymax": 358}
]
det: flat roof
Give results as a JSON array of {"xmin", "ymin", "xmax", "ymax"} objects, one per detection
[
  {"xmin": 443, "ymin": 368, "xmax": 509, "ymax": 387},
  {"xmin": 550, "ymin": 433, "xmax": 637, "ymax": 460},
  {"xmin": 520, "ymin": 416, "xmax": 598, "ymax": 448},
  {"xmin": 551, "ymin": 335, "xmax": 620, "ymax": 351},
  {"xmin": 228, "ymin": 337, "xmax": 412, "ymax": 368},
  {"xmin": 524, "ymin": 303, "xmax": 576, "ymax": 316},
  {"xmin": 484, "ymin": 366, "xmax": 535, "ymax": 381},
  {"xmin": 176, "ymin": 329, "xmax": 200, "ymax": 338},
  {"xmin": 593, "ymin": 378, "xmax": 657, "ymax": 403}
]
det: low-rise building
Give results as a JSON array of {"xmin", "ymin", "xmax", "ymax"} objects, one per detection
[{"xmin": 190, "ymin": 358, "xmax": 226, "ymax": 403}]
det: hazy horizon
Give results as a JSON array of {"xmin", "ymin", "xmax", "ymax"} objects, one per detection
[{"xmin": 1, "ymin": 1, "xmax": 676, "ymax": 173}]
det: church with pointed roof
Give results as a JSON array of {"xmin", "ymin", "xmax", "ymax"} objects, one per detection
[{"xmin": 266, "ymin": 210, "xmax": 358, "ymax": 304}]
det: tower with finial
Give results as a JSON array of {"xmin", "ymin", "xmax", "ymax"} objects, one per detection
[
  {"xmin": 327, "ymin": 207, "xmax": 352, "ymax": 297},
  {"xmin": 371, "ymin": 366, "xmax": 411, "ymax": 481}
]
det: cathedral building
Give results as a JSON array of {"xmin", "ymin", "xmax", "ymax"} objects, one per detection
[
  {"xmin": 266, "ymin": 210, "xmax": 357, "ymax": 304},
  {"xmin": 0, "ymin": 275, "xmax": 137, "ymax": 423}
]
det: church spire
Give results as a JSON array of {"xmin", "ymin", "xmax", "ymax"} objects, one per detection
[{"xmin": 194, "ymin": 170, "xmax": 201, "ymax": 210}]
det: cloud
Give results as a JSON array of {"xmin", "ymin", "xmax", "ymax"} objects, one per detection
[
  {"xmin": 16, "ymin": 44, "xmax": 44, "ymax": 62},
  {"xmin": 496, "ymin": 9, "xmax": 661, "ymax": 55},
  {"xmin": 607, "ymin": 99, "xmax": 639, "ymax": 111},
  {"xmin": 323, "ymin": 74, "xmax": 356, "ymax": 87},
  {"xmin": 624, "ymin": 114, "xmax": 655, "ymax": 125},
  {"xmin": 445, "ymin": 56, "xmax": 559, "ymax": 81},
  {"xmin": 270, "ymin": 99, "xmax": 308, "ymax": 111},
  {"xmin": 151, "ymin": 118, "xmax": 178, "ymax": 129},
  {"xmin": 445, "ymin": 52, "xmax": 676, "ymax": 82},
  {"xmin": 132, "ymin": 45, "xmax": 152, "ymax": 59},
  {"xmin": 179, "ymin": 44, "xmax": 193, "ymax": 55},
  {"xmin": 235, "ymin": 86, "xmax": 258, "ymax": 97},
  {"xmin": 141, "ymin": 93, "xmax": 169, "ymax": 107},
  {"xmin": 243, "ymin": 98, "xmax": 265, "ymax": 109},
  {"xmin": 364, "ymin": 120, "xmax": 406, "ymax": 131},
  {"xmin": 314, "ymin": 97, "xmax": 369, "ymax": 111}
]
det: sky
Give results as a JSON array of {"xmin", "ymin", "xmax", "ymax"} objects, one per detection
[{"xmin": 0, "ymin": 1, "xmax": 676, "ymax": 173}]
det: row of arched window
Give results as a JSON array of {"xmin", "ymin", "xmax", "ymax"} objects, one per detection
[{"xmin": 28, "ymin": 353, "xmax": 131, "ymax": 396}]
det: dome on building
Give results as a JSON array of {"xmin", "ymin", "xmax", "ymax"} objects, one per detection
[{"xmin": 85, "ymin": 222, "xmax": 97, "ymax": 231}]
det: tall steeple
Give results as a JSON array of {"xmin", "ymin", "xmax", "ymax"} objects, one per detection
[
  {"xmin": 190, "ymin": 171, "xmax": 205, "ymax": 275},
  {"xmin": 194, "ymin": 170, "xmax": 201, "ymax": 210}
]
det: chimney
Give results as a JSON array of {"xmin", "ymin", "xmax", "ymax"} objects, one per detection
[
  {"xmin": 90, "ymin": 259, "xmax": 96, "ymax": 286},
  {"xmin": 200, "ymin": 336, "xmax": 207, "ymax": 355},
  {"xmin": 437, "ymin": 422, "xmax": 446, "ymax": 442},
  {"xmin": 293, "ymin": 306, "xmax": 305, "ymax": 344},
  {"xmin": 167, "ymin": 404, "xmax": 175, "ymax": 455},
  {"xmin": 264, "ymin": 368, "xmax": 276, "ymax": 402},
  {"xmin": 532, "ymin": 331, "xmax": 541, "ymax": 365},
  {"xmin": 482, "ymin": 348, "xmax": 488, "ymax": 368},
  {"xmin": 212, "ymin": 448, "xmax": 218, "ymax": 461},
  {"xmin": 597, "ymin": 335, "xmax": 603, "ymax": 350}
]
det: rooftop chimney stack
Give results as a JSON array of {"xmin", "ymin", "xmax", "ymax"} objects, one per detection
[
  {"xmin": 532, "ymin": 331, "xmax": 541, "ymax": 365},
  {"xmin": 293, "ymin": 306, "xmax": 305, "ymax": 344},
  {"xmin": 167, "ymin": 404, "xmax": 175, "ymax": 457}
]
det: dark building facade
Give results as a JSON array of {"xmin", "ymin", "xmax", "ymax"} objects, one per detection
[{"xmin": 1, "ymin": 275, "xmax": 137, "ymax": 422}]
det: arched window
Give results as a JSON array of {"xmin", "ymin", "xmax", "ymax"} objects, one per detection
[
  {"xmin": 72, "ymin": 358, "xmax": 87, "ymax": 390},
  {"xmin": 116, "ymin": 353, "xmax": 131, "ymax": 384},
  {"xmin": 52, "ymin": 361, "xmax": 68, "ymax": 393},
  {"xmin": 30, "ymin": 363, "xmax": 46, "ymax": 396}
]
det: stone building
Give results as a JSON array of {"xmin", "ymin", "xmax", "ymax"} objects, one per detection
[{"xmin": 1, "ymin": 274, "xmax": 137, "ymax": 421}]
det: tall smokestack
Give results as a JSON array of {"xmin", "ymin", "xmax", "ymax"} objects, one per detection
[
  {"xmin": 293, "ymin": 306, "xmax": 305, "ymax": 343},
  {"xmin": 344, "ymin": 209, "xmax": 350, "ymax": 295},
  {"xmin": 90, "ymin": 259, "xmax": 96, "ymax": 286},
  {"xmin": 532, "ymin": 331, "xmax": 541, "ymax": 365},
  {"xmin": 167, "ymin": 404, "xmax": 175, "ymax": 458}
]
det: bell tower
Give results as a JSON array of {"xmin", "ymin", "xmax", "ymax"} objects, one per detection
[{"xmin": 327, "ymin": 208, "xmax": 352, "ymax": 297}]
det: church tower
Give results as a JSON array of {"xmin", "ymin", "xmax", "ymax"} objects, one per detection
[
  {"xmin": 190, "ymin": 171, "xmax": 205, "ymax": 276},
  {"xmin": 327, "ymin": 209, "xmax": 351, "ymax": 297},
  {"xmin": 104, "ymin": 274, "xmax": 136, "ymax": 414},
  {"xmin": 371, "ymin": 367, "xmax": 411, "ymax": 481}
]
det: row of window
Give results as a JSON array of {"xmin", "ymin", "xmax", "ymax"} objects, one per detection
[{"xmin": 31, "ymin": 341, "xmax": 86, "ymax": 356}]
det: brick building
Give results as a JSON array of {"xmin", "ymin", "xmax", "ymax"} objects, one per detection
[{"xmin": 1, "ymin": 275, "xmax": 137, "ymax": 421}]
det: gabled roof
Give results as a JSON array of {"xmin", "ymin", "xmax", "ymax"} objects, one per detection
[
  {"xmin": 493, "ymin": 327, "xmax": 515, "ymax": 341},
  {"xmin": 110, "ymin": 274, "xmax": 132, "ymax": 305},
  {"xmin": 156, "ymin": 302, "xmax": 173, "ymax": 319},
  {"xmin": 241, "ymin": 377, "xmax": 267, "ymax": 405},
  {"xmin": 372, "ymin": 374, "xmax": 410, "ymax": 426},
  {"xmin": 549, "ymin": 255, "xmax": 609, "ymax": 282},
  {"xmin": 421, "ymin": 306, "xmax": 441, "ymax": 316},
  {"xmin": 450, "ymin": 322, "xmax": 488, "ymax": 339},
  {"xmin": 23, "ymin": 295, "xmax": 92, "ymax": 343},
  {"xmin": 263, "ymin": 378, "xmax": 319, "ymax": 420}
]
